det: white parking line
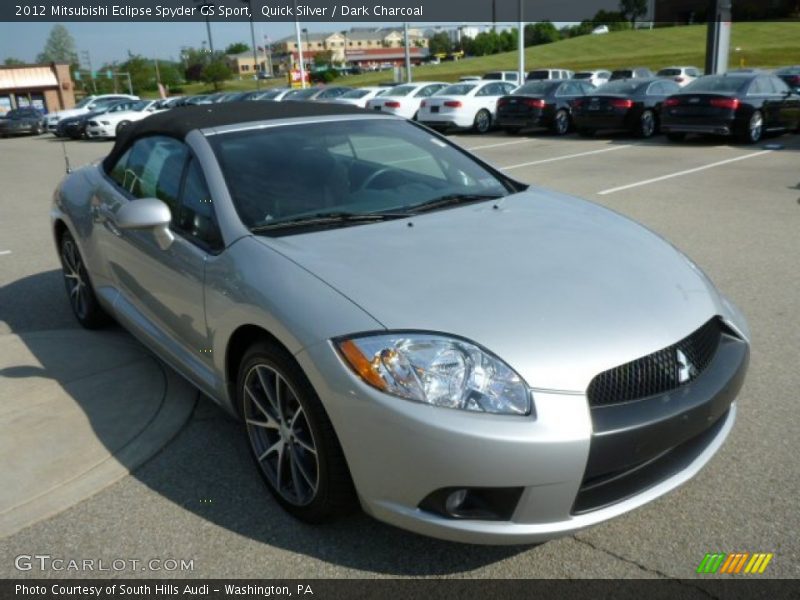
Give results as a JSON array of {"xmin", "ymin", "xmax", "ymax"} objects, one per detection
[
  {"xmin": 466, "ymin": 139, "xmax": 539, "ymax": 151},
  {"xmin": 499, "ymin": 145, "xmax": 633, "ymax": 171},
  {"xmin": 597, "ymin": 150, "xmax": 773, "ymax": 195}
]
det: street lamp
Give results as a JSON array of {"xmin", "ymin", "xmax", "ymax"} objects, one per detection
[{"xmin": 193, "ymin": 0, "xmax": 215, "ymax": 54}]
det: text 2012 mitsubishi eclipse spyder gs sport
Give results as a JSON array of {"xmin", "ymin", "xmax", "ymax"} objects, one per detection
[{"xmin": 51, "ymin": 102, "xmax": 749, "ymax": 545}]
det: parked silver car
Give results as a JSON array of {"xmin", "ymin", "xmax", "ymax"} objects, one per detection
[{"xmin": 51, "ymin": 102, "xmax": 749, "ymax": 544}]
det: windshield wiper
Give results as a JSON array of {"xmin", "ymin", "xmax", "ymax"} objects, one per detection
[
  {"xmin": 251, "ymin": 211, "xmax": 410, "ymax": 233},
  {"xmin": 405, "ymin": 193, "xmax": 504, "ymax": 214}
]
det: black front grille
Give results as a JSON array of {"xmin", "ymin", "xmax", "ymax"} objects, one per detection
[{"xmin": 587, "ymin": 318, "xmax": 722, "ymax": 406}]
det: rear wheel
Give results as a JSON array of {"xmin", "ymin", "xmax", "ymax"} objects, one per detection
[
  {"xmin": 239, "ymin": 341, "xmax": 356, "ymax": 522},
  {"xmin": 666, "ymin": 132, "xmax": 687, "ymax": 142},
  {"xmin": 636, "ymin": 109, "xmax": 657, "ymax": 138},
  {"xmin": 551, "ymin": 109, "xmax": 570, "ymax": 135},
  {"xmin": 738, "ymin": 110, "xmax": 763, "ymax": 144},
  {"xmin": 473, "ymin": 109, "xmax": 491, "ymax": 134},
  {"xmin": 59, "ymin": 230, "xmax": 110, "ymax": 329}
]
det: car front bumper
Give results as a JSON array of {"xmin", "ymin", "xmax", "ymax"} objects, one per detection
[
  {"xmin": 85, "ymin": 124, "xmax": 115, "ymax": 138},
  {"xmin": 294, "ymin": 324, "xmax": 747, "ymax": 544}
]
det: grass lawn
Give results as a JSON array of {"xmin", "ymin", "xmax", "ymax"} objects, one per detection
[{"xmin": 167, "ymin": 22, "xmax": 800, "ymax": 97}]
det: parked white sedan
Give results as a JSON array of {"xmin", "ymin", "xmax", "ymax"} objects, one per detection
[
  {"xmin": 326, "ymin": 86, "xmax": 390, "ymax": 108},
  {"xmin": 85, "ymin": 100, "xmax": 162, "ymax": 139},
  {"xmin": 365, "ymin": 82, "xmax": 448, "ymax": 120},
  {"xmin": 417, "ymin": 80, "xmax": 518, "ymax": 133}
]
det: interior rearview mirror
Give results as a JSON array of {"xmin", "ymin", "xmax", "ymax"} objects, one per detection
[{"xmin": 115, "ymin": 198, "xmax": 174, "ymax": 250}]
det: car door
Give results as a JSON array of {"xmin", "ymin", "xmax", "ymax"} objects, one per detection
[
  {"xmin": 747, "ymin": 77, "xmax": 779, "ymax": 128},
  {"xmin": 769, "ymin": 76, "xmax": 800, "ymax": 130},
  {"xmin": 95, "ymin": 136, "xmax": 219, "ymax": 385}
]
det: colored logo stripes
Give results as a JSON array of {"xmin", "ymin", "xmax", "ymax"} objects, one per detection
[{"xmin": 697, "ymin": 552, "xmax": 774, "ymax": 574}]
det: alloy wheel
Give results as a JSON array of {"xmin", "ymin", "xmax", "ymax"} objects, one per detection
[
  {"xmin": 749, "ymin": 111, "xmax": 763, "ymax": 142},
  {"xmin": 61, "ymin": 237, "xmax": 89, "ymax": 320},
  {"xmin": 640, "ymin": 111, "xmax": 655, "ymax": 137},
  {"xmin": 474, "ymin": 110, "xmax": 490, "ymax": 133},
  {"xmin": 554, "ymin": 110, "xmax": 569, "ymax": 135},
  {"xmin": 243, "ymin": 364, "xmax": 319, "ymax": 506}
]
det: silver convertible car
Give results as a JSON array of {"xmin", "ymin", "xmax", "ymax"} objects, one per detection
[{"xmin": 51, "ymin": 102, "xmax": 749, "ymax": 544}]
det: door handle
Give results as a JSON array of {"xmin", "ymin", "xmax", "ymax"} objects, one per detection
[{"xmin": 93, "ymin": 204, "xmax": 122, "ymax": 236}]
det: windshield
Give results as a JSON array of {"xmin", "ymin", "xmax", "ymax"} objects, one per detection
[
  {"xmin": 209, "ymin": 119, "xmax": 512, "ymax": 233},
  {"xmin": 340, "ymin": 89, "xmax": 370, "ymax": 99},
  {"xmin": 74, "ymin": 97, "xmax": 96, "ymax": 108},
  {"xmin": 6, "ymin": 109, "xmax": 39, "ymax": 119},
  {"xmin": 128, "ymin": 100, "xmax": 151, "ymax": 111},
  {"xmin": 383, "ymin": 85, "xmax": 416, "ymax": 97},
  {"xmin": 683, "ymin": 76, "xmax": 748, "ymax": 93},
  {"xmin": 526, "ymin": 71, "xmax": 550, "ymax": 80},
  {"xmin": 595, "ymin": 80, "xmax": 643, "ymax": 94},
  {"xmin": 483, "ymin": 73, "xmax": 502, "ymax": 80},
  {"xmin": 285, "ymin": 88, "xmax": 319, "ymax": 100},
  {"xmin": 573, "ymin": 72, "xmax": 593, "ymax": 79},
  {"xmin": 514, "ymin": 82, "xmax": 558, "ymax": 95},
  {"xmin": 658, "ymin": 68, "xmax": 682, "ymax": 76},
  {"xmin": 438, "ymin": 84, "xmax": 476, "ymax": 96}
]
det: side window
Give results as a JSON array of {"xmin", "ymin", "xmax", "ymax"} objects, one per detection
[
  {"xmin": 415, "ymin": 85, "xmax": 437, "ymax": 98},
  {"xmin": 772, "ymin": 77, "xmax": 790, "ymax": 94},
  {"xmin": 475, "ymin": 84, "xmax": 492, "ymax": 97},
  {"xmin": 503, "ymin": 83, "xmax": 517, "ymax": 94},
  {"xmin": 176, "ymin": 158, "xmax": 223, "ymax": 250},
  {"xmin": 556, "ymin": 82, "xmax": 578, "ymax": 96},
  {"xmin": 748, "ymin": 78, "xmax": 769, "ymax": 95},
  {"xmin": 108, "ymin": 136, "xmax": 188, "ymax": 220}
]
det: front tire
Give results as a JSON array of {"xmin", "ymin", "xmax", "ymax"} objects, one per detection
[
  {"xmin": 238, "ymin": 341, "xmax": 356, "ymax": 523},
  {"xmin": 473, "ymin": 109, "xmax": 491, "ymax": 134},
  {"xmin": 59, "ymin": 230, "xmax": 110, "ymax": 329}
]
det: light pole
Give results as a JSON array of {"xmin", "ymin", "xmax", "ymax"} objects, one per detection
[
  {"xmin": 194, "ymin": 0, "xmax": 215, "ymax": 54},
  {"xmin": 403, "ymin": 22, "xmax": 412, "ymax": 83},
  {"xmin": 240, "ymin": 0, "xmax": 260, "ymax": 87},
  {"xmin": 517, "ymin": 0, "xmax": 524, "ymax": 85},
  {"xmin": 293, "ymin": 0, "xmax": 306, "ymax": 88}
]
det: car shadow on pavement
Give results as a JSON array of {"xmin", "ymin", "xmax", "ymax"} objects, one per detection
[{"xmin": 2, "ymin": 270, "xmax": 530, "ymax": 575}]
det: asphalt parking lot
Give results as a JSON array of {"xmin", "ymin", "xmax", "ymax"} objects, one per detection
[{"xmin": 1, "ymin": 128, "xmax": 799, "ymax": 581}]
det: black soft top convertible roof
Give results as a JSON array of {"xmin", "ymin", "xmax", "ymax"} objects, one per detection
[{"xmin": 102, "ymin": 100, "xmax": 366, "ymax": 172}]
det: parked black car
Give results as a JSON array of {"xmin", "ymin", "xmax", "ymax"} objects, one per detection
[
  {"xmin": 55, "ymin": 100, "xmax": 138, "ymax": 139},
  {"xmin": 496, "ymin": 80, "xmax": 596, "ymax": 135},
  {"xmin": 609, "ymin": 67, "xmax": 654, "ymax": 81},
  {"xmin": 0, "ymin": 108, "xmax": 45, "ymax": 137},
  {"xmin": 774, "ymin": 66, "xmax": 800, "ymax": 93},
  {"xmin": 572, "ymin": 78, "xmax": 681, "ymax": 138},
  {"xmin": 661, "ymin": 72, "xmax": 800, "ymax": 144}
]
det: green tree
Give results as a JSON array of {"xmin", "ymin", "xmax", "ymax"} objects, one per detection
[
  {"xmin": 37, "ymin": 24, "xmax": 78, "ymax": 64},
  {"xmin": 619, "ymin": 0, "xmax": 648, "ymax": 26},
  {"xmin": 202, "ymin": 59, "xmax": 232, "ymax": 90},
  {"xmin": 593, "ymin": 10, "xmax": 632, "ymax": 31},
  {"xmin": 428, "ymin": 32, "xmax": 452, "ymax": 56},
  {"xmin": 498, "ymin": 29, "xmax": 518, "ymax": 52},
  {"xmin": 525, "ymin": 22, "xmax": 560, "ymax": 46},
  {"xmin": 4, "ymin": 57, "xmax": 26, "ymax": 66},
  {"xmin": 313, "ymin": 50, "xmax": 333, "ymax": 67},
  {"xmin": 224, "ymin": 42, "xmax": 250, "ymax": 55}
]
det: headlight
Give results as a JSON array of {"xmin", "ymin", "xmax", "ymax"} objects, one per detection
[{"xmin": 336, "ymin": 334, "xmax": 530, "ymax": 416}]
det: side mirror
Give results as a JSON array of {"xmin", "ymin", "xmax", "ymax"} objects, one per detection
[{"xmin": 115, "ymin": 198, "xmax": 174, "ymax": 250}]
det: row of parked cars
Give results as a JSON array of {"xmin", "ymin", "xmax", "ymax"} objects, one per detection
[{"xmin": 5, "ymin": 64, "xmax": 799, "ymax": 145}]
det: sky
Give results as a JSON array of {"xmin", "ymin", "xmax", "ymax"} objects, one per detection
[{"xmin": 0, "ymin": 21, "xmax": 520, "ymax": 66}]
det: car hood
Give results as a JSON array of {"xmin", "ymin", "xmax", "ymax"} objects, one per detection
[
  {"xmin": 259, "ymin": 189, "xmax": 727, "ymax": 392},
  {"xmin": 49, "ymin": 107, "xmax": 88, "ymax": 120}
]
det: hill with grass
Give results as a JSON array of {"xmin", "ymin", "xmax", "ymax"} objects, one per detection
[{"xmin": 180, "ymin": 22, "xmax": 800, "ymax": 95}]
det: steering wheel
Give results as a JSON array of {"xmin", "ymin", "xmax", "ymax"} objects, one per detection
[{"xmin": 359, "ymin": 168, "xmax": 399, "ymax": 191}]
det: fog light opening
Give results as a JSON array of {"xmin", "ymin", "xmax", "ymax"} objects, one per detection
[
  {"xmin": 418, "ymin": 486, "xmax": 523, "ymax": 521},
  {"xmin": 445, "ymin": 489, "xmax": 469, "ymax": 515}
]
